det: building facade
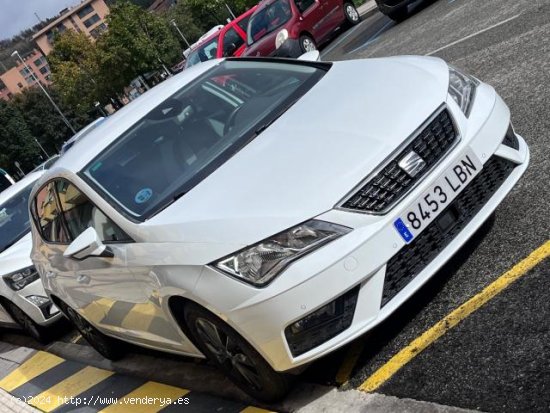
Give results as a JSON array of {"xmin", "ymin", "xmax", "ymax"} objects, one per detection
[
  {"xmin": 33, "ymin": 0, "xmax": 110, "ymax": 56},
  {"xmin": 0, "ymin": 50, "xmax": 52, "ymax": 101}
]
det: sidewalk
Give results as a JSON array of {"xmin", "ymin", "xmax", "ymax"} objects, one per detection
[
  {"xmin": 0, "ymin": 388, "xmax": 38, "ymax": 413},
  {"xmin": 0, "ymin": 340, "xmax": 479, "ymax": 413}
]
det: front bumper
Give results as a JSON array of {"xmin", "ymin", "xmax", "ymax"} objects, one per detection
[
  {"xmin": 375, "ymin": 0, "xmax": 413, "ymax": 14},
  {"xmin": 0, "ymin": 278, "xmax": 62, "ymax": 328},
  {"xmin": 195, "ymin": 84, "xmax": 529, "ymax": 372},
  {"xmin": 274, "ymin": 38, "xmax": 303, "ymax": 59}
]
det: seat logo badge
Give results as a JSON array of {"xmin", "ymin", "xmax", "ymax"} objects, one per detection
[{"xmin": 398, "ymin": 151, "xmax": 426, "ymax": 177}]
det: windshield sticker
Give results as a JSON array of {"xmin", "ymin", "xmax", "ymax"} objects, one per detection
[
  {"xmin": 135, "ymin": 188, "xmax": 153, "ymax": 204},
  {"xmin": 90, "ymin": 162, "xmax": 103, "ymax": 172}
]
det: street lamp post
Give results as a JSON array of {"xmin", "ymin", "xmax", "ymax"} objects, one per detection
[
  {"xmin": 170, "ymin": 19, "xmax": 191, "ymax": 48},
  {"xmin": 11, "ymin": 50, "xmax": 76, "ymax": 134}
]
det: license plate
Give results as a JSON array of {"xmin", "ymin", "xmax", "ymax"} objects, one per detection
[{"xmin": 394, "ymin": 149, "xmax": 482, "ymax": 243}]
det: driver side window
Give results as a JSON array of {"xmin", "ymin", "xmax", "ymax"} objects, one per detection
[
  {"xmin": 294, "ymin": 0, "xmax": 315, "ymax": 13},
  {"xmin": 55, "ymin": 180, "xmax": 132, "ymax": 243}
]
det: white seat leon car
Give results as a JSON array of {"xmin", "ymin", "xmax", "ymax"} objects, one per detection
[
  {"xmin": 0, "ymin": 171, "xmax": 62, "ymax": 341},
  {"xmin": 29, "ymin": 57, "xmax": 529, "ymax": 401}
]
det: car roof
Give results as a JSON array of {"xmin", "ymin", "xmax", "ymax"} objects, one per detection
[
  {"xmin": 41, "ymin": 59, "xmax": 221, "ymax": 179},
  {"xmin": 0, "ymin": 171, "xmax": 44, "ymax": 204}
]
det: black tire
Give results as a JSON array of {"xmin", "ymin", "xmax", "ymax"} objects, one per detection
[
  {"xmin": 184, "ymin": 303, "xmax": 291, "ymax": 403},
  {"xmin": 63, "ymin": 304, "xmax": 124, "ymax": 361},
  {"xmin": 4, "ymin": 301, "xmax": 49, "ymax": 343},
  {"xmin": 299, "ymin": 34, "xmax": 317, "ymax": 54},
  {"xmin": 387, "ymin": 7, "xmax": 409, "ymax": 22},
  {"xmin": 344, "ymin": 2, "xmax": 361, "ymax": 26}
]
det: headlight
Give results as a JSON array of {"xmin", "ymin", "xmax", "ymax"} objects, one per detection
[
  {"xmin": 3, "ymin": 266, "xmax": 40, "ymax": 291},
  {"xmin": 448, "ymin": 65, "xmax": 479, "ymax": 117},
  {"xmin": 275, "ymin": 29, "xmax": 289, "ymax": 49},
  {"xmin": 212, "ymin": 220, "xmax": 351, "ymax": 286}
]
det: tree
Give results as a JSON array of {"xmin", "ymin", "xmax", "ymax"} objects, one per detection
[
  {"xmin": 99, "ymin": 0, "xmax": 181, "ymax": 86},
  {"xmin": 11, "ymin": 87, "xmax": 94, "ymax": 154},
  {"xmin": 184, "ymin": 0, "xmax": 258, "ymax": 32},
  {"xmin": 0, "ymin": 100, "xmax": 42, "ymax": 175},
  {"xmin": 48, "ymin": 30, "xmax": 103, "ymax": 114}
]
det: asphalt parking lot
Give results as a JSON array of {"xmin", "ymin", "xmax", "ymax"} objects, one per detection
[{"xmin": 2, "ymin": 0, "xmax": 549, "ymax": 411}]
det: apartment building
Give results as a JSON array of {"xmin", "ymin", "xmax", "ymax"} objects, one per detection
[
  {"xmin": 32, "ymin": 0, "xmax": 110, "ymax": 56},
  {"xmin": 0, "ymin": 50, "xmax": 51, "ymax": 101}
]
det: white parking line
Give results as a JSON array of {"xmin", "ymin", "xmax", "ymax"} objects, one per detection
[
  {"xmin": 425, "ymin": 13, "xmax": 521, "ymax": 56},
  {"xmin": 347, "ymin": 20, "xmax": 394, "ymax": 55},
  {"xmin": 322, "ymin": 20, "xmax": 370, "ymax": 57}
]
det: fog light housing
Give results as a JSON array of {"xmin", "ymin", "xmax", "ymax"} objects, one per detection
[
  {"xmin": 285, "ymin": 286, "xmax": 359, "ymax": 357},
  {"xmin": 501, "ymin": 124, "xmax": 519, "ymax": 150},
  {"xmin": 26, "ymin": 295, "xmax": 58, "ymax": 319}
]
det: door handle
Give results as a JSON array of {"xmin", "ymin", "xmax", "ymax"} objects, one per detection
[
  {"xmin": 46, "ymin": 271, "xmax": 56, "ymax": 279},
  {"xmin": 76, "ymin": 274, "xmax": 91, "ymax": 284}
]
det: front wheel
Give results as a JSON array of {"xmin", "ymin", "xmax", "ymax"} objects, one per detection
[
  {"xmin": 344, "ymin": 2, "xmax": 361, "ymax": 26},
  {"xmin": 4, "ymin": 301, "xmax": 48, "ymax": 343},
  {"xmin": 299, "ymin": 34, "xmax": 317, "ymax": 53},
  {"xmin": 184, "ymin": 303, "xmax": 291, "ymax": 403},
  {"xmin": 64, "ymin": 305, "xmax": 124, "ymax": 361}
]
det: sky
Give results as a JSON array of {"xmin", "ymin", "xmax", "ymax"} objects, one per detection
[{"xmin": 0, "ymin": 0, "xmax": 81, "ymax": 40}]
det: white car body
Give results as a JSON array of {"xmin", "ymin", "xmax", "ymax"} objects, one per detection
[
  {"xmin": 30, "ymin": 57, "xmax": 528, "ymax": 374},
  {"xmin": 0, "ymin": 172, "xmax": 61, "ymax": 329}
]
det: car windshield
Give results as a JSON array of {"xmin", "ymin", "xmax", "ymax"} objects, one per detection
[
  {"xmin": 248, "ymin": 0, "xmax": 292, "ymax": 45},
  {"xmin": 0, "ymin": 181, "xmax": 36, "ymax": 253},
  {"xmin": 186, "ymin": 37, "xmax": 220, "ymax": 68},
  {"xmin": 83, "ymin": 60, "xmax": 327, "ymax": 220}
]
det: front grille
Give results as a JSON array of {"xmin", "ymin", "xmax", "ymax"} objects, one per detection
[
  {"xmin": 381, "ymin": 155, "xmax": 516, "ymax": 307},
  {"xmin": 342, "ymin": 108, "xmax": 458, "ymax": 214},
  {"xmin": 502, "ymin": 124, "xmax": 519, "ymax": 150}
]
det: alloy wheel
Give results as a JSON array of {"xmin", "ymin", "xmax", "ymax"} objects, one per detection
[
  {"xmin": 346, "ymin": 4, "xmax": 360, "ymax": 22},
  {"xmin": 195, "ymin": 317, "xmax": 263, "ymax": 391},
  {"xmin": 301, "ymin": 37, "xmax": 316, "ymax": 52}
]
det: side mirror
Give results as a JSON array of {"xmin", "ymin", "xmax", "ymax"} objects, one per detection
[
  {"xmin": 297, "ymin": 50, "xmax": 321, "ymax": 62},
  {"xmin": 63, "ymin": 227, "xmax": 114, "ymax": 260}
]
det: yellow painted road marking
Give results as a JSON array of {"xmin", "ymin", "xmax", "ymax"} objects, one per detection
[
  {"xmin": 30, "ymin": 366, "xmax": 114, "ymax": 412},
  {"xmin": 359, "ymin": 240, "xmax": 550, "ymax": 392},
  {"xmin": 99, "ymin": 381, "xmax": 189, "ymax": 413},
  {"xmin": 336, "ymin": 340, "xmax": 366, "ymax": 385},
  {"xmin": 241, "ymin": 407, "xmax": 277, "ymax": 413},
  {"xmin": 0, "ymin": 351, "xmax": 64, "ymax": 392}
]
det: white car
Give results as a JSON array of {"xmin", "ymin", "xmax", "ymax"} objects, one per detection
[
  {"xmin": 29, "ymin": 57, "xmax": 529, "ymax": 401},
  {"xmin": 0, "ymin": 172, "xmax": 62, "ymax": 341}
]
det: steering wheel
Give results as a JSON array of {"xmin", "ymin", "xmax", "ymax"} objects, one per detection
[{"xmin": 223, "ymin": 104, "xmax": 245, "ymax": 136}]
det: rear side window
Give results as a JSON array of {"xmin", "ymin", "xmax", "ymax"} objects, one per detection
[
  {"xmin": 222, "ymin": 28, "xmax": 245, "ymax": 57},
  {"xmin": 55, "ymin": 180, "xmax": 131, "ymax": 243},
  {"xmin": 33, "ymin": 183, "xmax": 70, "ymax": 243}
]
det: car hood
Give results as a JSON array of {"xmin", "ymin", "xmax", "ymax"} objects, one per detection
[
  {"xmin": 145, "ymin": 56, "xmax": 450, "ymax": 247},
  {"xmin": 0, "ymin": 232, "xmax": 33, "ymax": 276}
]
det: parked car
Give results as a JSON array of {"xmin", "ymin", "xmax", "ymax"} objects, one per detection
[
  {"xmin": 0, "ymin": 171, "xmax": 62, "ymax": 341},
  {"xmin": 60, "ymin": 117, "xmax": 106, "ymax": 155},
  {"xmin": 30, "ymin": 56, "xmax": 528, "ymax": 402},
  {"xmin": 185, "ymin": 7, "xmax": 258, "ymax": 69},
  {"xmin": 31, "ymin": 155, "xmax": 60, "ymax": 173},
  {"xmin": 243, "ymin": 0, "xmax": 360, "ymax": 58},
  {"xmin": 375, "ymin": 0, "xmax": 416, "ymax": 21},
  {"xmin": 0, "ymin": 168, "xmax": 15, "ymax": 193}
]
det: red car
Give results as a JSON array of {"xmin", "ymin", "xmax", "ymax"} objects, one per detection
[
  {"xmin": 185, "ymin": 6, "xmax": 258, "ymax": 68},
  {"xmin": 243, "ymin": 0, "xmax": 360, "ymax": 58}
]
